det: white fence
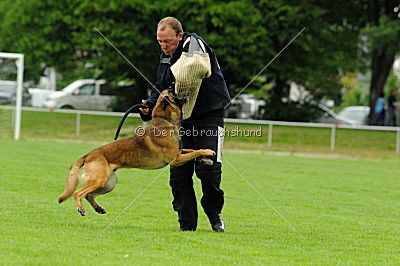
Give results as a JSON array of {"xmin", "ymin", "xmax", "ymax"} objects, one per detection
[{"xmin": 1, "ymin": 106, "xmax": 400, "ymax": 153}]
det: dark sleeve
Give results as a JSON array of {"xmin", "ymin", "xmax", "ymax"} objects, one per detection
[
  {"xmin": 145, "ymin": 55, "xmax": 164, "ymax": 109},
  {"xmin": 140, "ymin": 57, "xmax": 164, "ymax": 122},
  {"xmin": 146, "ymin": 82, "xmax": 161, "ymax": 109},
  {"xmin": 139, "ymin": 83, "xmax": 161, "ymax": 122}
]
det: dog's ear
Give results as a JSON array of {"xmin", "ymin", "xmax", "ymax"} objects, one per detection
[{"xmin": 161, "ymin": 96, "xmax": 170, "ymax": 110}]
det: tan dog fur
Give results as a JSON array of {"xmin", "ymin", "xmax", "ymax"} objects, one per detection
[{"xmin": 58, "ymin": 90, "xmax": 215, "ymax": 216}]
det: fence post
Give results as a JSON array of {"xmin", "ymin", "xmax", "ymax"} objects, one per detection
[
  {"xmin": 76, "ymin": 113, "xmax": 81, "ymax": 136},
  {"xmin": 268, "ymin": 123, "xmax": 273, "ymax": 147},
  {"xmin": 396, "ymin": 129, "xmax": 400, "ymax": 153},
  {"xmin": 330, "ymin": 125, "xmax": 336, "ymax": 152}
]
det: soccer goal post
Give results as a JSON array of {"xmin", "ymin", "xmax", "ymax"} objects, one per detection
[{"xmin": 0, "ymin": 52, "xmax": 24, "ymax": 140}]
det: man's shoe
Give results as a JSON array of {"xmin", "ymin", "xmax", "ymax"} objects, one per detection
[
  {"xmin": 179, "ymin": 228, "xmax": 196, "ymax": 232},
  {"xmin": 208, "ymin": 214, "xmax": 225, "ymax": 232},
  {"xmin": 179, "ymin": 224, "xmax": 196, "ymax": 231}
]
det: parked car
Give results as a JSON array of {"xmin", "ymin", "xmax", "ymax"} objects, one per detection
[
  {"xmin": 224, "ymin": 94, "xmax": 266, "ymax": 119},
  {"xmin": 316, "ymin": 105, "xmax": 370, "ymax": 125},
  {"xmin": 43, "ymin": 79, "xmax": 117, "ymax": 111},
  {"xmin": 28, "ymin": 88, "xmax": 53, "ymax": 107},
  {"xmin": 337, "ymin": 106, "xmax": 370, "ymax": 125},
  {"xmin": 0, "ymin": 80, "xmax": 31, "ymax": 106}
]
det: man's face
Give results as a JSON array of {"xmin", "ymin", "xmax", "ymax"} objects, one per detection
[{"xmin": 157, "ymin": 26, "xmax": 182, "ymax": 55}]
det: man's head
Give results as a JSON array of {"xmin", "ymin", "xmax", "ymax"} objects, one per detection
[{"xmin": 157, "ymin": 17, "xmax": 183, "ymax": 55}]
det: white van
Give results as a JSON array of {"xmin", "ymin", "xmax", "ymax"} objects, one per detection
[{"xmin": 43, "ymin": 79, "xmax": 116, "ymax": 111}]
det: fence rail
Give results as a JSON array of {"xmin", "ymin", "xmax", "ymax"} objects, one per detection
[{"xmin": 1, "ymin": 105, "xmax": 399, "ymax": 152}]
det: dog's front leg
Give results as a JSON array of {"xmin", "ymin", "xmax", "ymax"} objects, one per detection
[
  {"xmin": 181, "ymin": 149, "xmax": 195, "ymax": 153},
  {"xmin": 170, "ymin": 149, "xmax": 215, "ymax": 167}
]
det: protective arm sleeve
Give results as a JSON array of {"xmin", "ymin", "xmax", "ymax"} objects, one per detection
[{"xmin": 170, "ymin": 36, "xmax": 212, "ymax": 120}]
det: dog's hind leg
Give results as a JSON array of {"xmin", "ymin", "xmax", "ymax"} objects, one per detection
[
  {"xmin": 85, "ymin": 171, "xmax": 118, "ymax": 214},
  {"xmin": 73, "ymin": 159, "xmax": 111, "ymax": 216},
  {"xmin": 85, "ymin": 194, "xmax": 106, "ymax": 214}
]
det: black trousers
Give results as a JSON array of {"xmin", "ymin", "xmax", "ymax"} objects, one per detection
[{"xmin": 170, "ymin": 113, "xmax": 224, "ymax": 230}]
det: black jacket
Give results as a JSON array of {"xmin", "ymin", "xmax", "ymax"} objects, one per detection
[{"xmin": 145, "ymin": 32, "xmax": 231, "ymax": 121}]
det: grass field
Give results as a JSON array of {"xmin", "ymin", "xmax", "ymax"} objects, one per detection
[
  {"xmin": 1, "ymin": 138, "xmax": 399, "ymax": 264},
  {"xmin": 1, "ymin": 109, "xmax": 399, "ymax": 160}
]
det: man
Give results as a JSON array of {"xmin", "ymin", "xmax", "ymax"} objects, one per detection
[
  {"xmin": 139, "ymin": 17, "xmax": 231, "ymax": 232},
  {"xmin": 372, "ymin": 92, "xmax": 385, "ymax": 126},
  {"xmin": 386, "ymin": 89, "xmax": 398, "ymax": 126}
]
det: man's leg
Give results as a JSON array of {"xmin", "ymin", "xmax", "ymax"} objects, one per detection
[
  {"xmin": 169, "ymin": 127, "xmax": 197, "ymax": 231},
  {"xmin": 388, "ymin": 109, "xmax": 396, "ymax": 126},
  {"xmin": 196, "ymin": 162, "xmax": 225, "ymax": 231},
  {"xmin": 193, "ymin": 119, "xmax": 225, "ymax": 232},
  {"xmin": 170, "ymin": 162, "xmax": 197, "ymax": 230}
]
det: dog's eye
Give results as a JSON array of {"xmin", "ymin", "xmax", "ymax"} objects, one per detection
[{"xmin": 161, "ymin": 96, "xmax": 171, "ymax": 110}]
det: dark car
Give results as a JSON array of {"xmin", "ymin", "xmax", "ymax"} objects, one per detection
[{"xmin": 0, "ymin": 80, "xmax": 31, "ymax": 106}]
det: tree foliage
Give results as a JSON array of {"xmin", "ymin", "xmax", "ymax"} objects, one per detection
[
  {"xmin": 357, "ymin": 0, "xmax": 400, "ymax": 123},
  {"xmin": 0, "ymin": 0, "xmax": 398, "ymax": 119}
]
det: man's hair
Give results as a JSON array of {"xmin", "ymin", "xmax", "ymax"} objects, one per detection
[{"xmin": 158, "ymin": 17, "xmax": 183, "ymax": 35}]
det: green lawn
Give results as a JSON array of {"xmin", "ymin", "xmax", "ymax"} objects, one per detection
[
  {"xmin": 1, "ymin": 110, "xmax": 399, "ymax": 160},
  {"xmin": 0, "ymin": 138, "xmax": 399, "ymax": 264}
]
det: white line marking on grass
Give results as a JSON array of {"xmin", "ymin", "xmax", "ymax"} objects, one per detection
[{"xmin": 224, "ymin": 158, "xmax": 306, "ymax": 239}]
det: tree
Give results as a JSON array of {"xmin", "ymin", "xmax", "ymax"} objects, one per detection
[
  {"xmin": 359, "ymin": 0, "xmax": 400, "ymax": 124},
  {"xmin": 241, "ymin": 0, "xmax": 361, "ymax": 120},
  {"xmin": 2, "ymin": 0, "xmax": 396, "ymax": 121},
  {"xmin": 0, "ymin": 0, "xmax": 157, "ymax": 106}
]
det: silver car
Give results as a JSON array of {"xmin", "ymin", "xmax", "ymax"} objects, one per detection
[
  {"xmin": 43, "ymin": 79, "xmax": 116, "ymax": 111},
  {"xmin": 337, "ymin": 106, "xmax": 370, "ymax": 125},
  {"xmin": 317, "ymin": 105, "xmax": 370, "ymax": 125},
  {"xmin": 0, "ymin": 80, "xmax": 31, "ymax": 105}
]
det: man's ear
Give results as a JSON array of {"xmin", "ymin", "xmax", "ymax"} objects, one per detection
[{"xmin": 161, "ymin": 96, "xmax": 170, "ymax": 110}]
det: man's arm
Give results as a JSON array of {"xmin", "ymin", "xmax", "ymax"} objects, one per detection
[
  {"xmin": 138, "ymin": 83, "xmax": 161, "ymax": 121},
  {"xmin": 145, "ymin": 82, "xmax": 162, "ymax": 108}
]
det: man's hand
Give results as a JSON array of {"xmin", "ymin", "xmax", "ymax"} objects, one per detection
[{"xmin": 139, "ymin": 100, "xmax": 150, "ymax": 115}]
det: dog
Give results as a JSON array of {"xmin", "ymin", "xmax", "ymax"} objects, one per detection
[{"xmin": 58, "ymin": 89, "xmax": 215, "ymax": 216}]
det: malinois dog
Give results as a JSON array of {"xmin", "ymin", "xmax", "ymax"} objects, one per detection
[{"xmin": 58, "ymin": 89, "xmax": 215, "ymax": 216}]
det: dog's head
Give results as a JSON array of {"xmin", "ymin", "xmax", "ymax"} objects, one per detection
[
  {"xmin": 167, "ymin": 88, "xmax": 188, "ymax": 109},
  {"xmin": 152, "ymin": 88, "xmax": 188, "ymax": 123}
]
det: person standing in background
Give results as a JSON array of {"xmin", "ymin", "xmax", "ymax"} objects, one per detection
[
  {"xmin": 385, "ymin": 89, "xmax": 398, "ymax": 126},
  {"xmin": 372, "ymin": 92, "xmax": 385, "ymax": 126}
]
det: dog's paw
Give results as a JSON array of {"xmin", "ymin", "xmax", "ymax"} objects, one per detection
[
  {"xmin": 199, "ymin": 158, "xmax": 214, "ymax": 165},
  {"xmin": 200, "ymin": 149, "xmax": 216, "ymax": 157},
  {"xmin": 77, "ymin": 207, "xmax": 86, "ymax": 216},
  {"xmin": 95, "ymin": 206, "xmax": 107, "ymax": 214}
]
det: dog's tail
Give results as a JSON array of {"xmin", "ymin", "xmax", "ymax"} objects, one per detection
[{"xmin": 58, "ymin": 157, "xmax": 86, "ymax": 204}]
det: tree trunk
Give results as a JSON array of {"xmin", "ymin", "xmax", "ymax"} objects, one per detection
[
  {"xmin": 267, "ymin": 72, "xmax": 290, "ymax": 120},
  {"xmin": 368, "ymin": 49, "xmax": 395, "ymax": 124},
  {"xmin": 367, "ymin": 0, "xmax": 398, "ymax": 124}
]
